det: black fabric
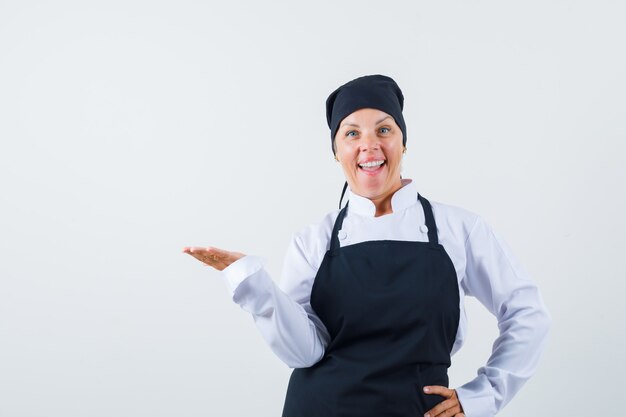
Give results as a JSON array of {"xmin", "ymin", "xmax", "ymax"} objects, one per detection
[
  {"xmin": 281, "ymin": 193, "xmax": 460, "ymax": 417},
  {"xmin": 338, "ymin": 181, "xmax": 348, "ymax": 210},
  {"xmin": 325, "ymin": 74, "xmax": 406, "ymax": 156}
]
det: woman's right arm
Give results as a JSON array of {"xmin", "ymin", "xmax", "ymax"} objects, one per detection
[{"xmin": 218, "ymin": 232, "xmax": 330, "ymax": 368}]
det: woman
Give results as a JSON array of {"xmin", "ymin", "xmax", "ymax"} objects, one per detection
[{"xmin": 183, "ymin": 74, "xmax": 552, "ymax": 417}]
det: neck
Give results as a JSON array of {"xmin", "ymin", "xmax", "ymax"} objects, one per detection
[{"xmin": 369, "ymin": 179, "xmax": 403, "ymax": 217}]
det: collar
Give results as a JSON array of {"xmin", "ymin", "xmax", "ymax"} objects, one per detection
[{"xmin": 346, "ymin": 178, "xmax": 418, "ymax": 217}]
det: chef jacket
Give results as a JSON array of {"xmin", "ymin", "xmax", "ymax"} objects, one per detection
[{"xmin": 218, "ymin": 178, "xmax": 552, "ymax": 417}]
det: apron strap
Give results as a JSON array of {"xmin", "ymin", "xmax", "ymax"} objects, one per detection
[
  {"xmin": 330, "ymin": 200, "xmax": 349, "ymax": 256},
  {"xmin": 338, "ymin": 181, "xmax": 349, "ymax": 209},
  {"xmin": 417, "ymin": 193, "xmax": 438, "ymax": 245}
]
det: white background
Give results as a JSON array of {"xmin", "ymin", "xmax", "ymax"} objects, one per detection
[{"xmin": 1, "ymin": 1, "xmax": 624, "ymax": 416}]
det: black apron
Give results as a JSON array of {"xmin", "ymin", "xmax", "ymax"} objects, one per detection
[{"xmin": 282, "ymin": 193, "xmax": 460, "ymax": 417}]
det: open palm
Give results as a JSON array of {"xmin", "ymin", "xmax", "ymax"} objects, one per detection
[{"xmin": 182, "ymin": 246, "xmax": 245, "ymax": 271}]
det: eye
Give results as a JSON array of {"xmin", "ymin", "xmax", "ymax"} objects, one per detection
[
  {"xmin": 346, "ymin": 130, "xmax": 358, "ymax": 137},
  {"xmin": 379, "ymin": 127, "xmax": 390, "ymax": 133}
]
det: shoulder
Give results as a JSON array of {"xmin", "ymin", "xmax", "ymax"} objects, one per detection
[{"xmin": 427, "ymin": 197, "xmax": 482, "ymax": 244}]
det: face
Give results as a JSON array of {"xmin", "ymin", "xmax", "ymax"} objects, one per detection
[{"xmin": 334, "ymin": 107, "xmax": 404, "ymax": 201}]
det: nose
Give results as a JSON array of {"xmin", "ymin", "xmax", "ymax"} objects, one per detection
[{"xmin": 359, "ymin": 131, "xmax": 380, "ymax": 151}]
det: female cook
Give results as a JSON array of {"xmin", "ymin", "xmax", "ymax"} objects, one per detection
[{"xmin": 183, "ymin": 74, "xmax": 552, "ymax": 417}]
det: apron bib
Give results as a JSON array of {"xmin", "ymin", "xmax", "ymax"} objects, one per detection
[{"xmin": 282, "ymin": 193, "xmax": 460, "ymax": 417}]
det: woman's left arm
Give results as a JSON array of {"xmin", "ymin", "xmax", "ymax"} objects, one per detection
[{"xmin": 453, "ymin": 215, "xmax": 552, "ymax": 417}]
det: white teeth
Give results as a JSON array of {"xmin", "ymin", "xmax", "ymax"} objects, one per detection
[{"xmin": 359, "ymin": 160, "xmax": 385, "ymax": 168}]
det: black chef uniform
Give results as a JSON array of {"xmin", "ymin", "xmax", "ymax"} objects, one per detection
[{"xmin": 281, "ymin": 193, "xmax": 460, "ymax": 417}]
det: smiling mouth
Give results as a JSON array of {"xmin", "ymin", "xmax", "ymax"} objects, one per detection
[{"xmin": 358, "ymin": 160, "xmax": 386, "ymax": 173}]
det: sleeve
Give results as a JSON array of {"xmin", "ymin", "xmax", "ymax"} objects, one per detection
[
  {"xmin": 217, "ymin": 231, "xmax": 331, "ymax": 368},
  {"xmin": 454, "ymin": 215, "xmax": 552, "ymax": 417}
]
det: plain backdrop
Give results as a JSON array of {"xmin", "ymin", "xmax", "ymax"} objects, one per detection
[{"xmin": 1, "ymin": 1, "xmax": 625, "ymax": 416}]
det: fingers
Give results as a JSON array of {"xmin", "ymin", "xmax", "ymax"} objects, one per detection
[
  {"xmin": 426, "ymin": 399, "xmax": 462, "ymax": 417},
  {"xmin": 182, "ymin": 246, "xmax": 221, "ymax": 260},
  {"xmin": 182, "ymin": 247, "xmax": 227, "ymax": 270},
  {"xmin": 423, "ymin": 386, "xmax": 463, "ymax": 417},
  {"xmin": 182, "ymin": 246, "xmax": 245, "ymax": 271},
  {"xmin": 423, "ymin": 385, "xmax": 454, "ymax": 398},
  {"xmin": 183, "ymin": 246, "xmax": 237, "ymax": 260}
]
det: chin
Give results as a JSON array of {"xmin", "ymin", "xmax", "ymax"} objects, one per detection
[{"xmin": 355, "ymin": 183, "xmax": 386, "ymax": 197}]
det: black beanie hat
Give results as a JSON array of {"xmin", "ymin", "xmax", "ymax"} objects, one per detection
[{"xmin": 325, "ymin": 74, "xmax": 406, "ymax": 156}]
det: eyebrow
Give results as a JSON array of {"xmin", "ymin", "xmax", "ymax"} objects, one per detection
[{"xmin": 339, "ymin": 115, "xmax": 391, "ymax": 129}]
